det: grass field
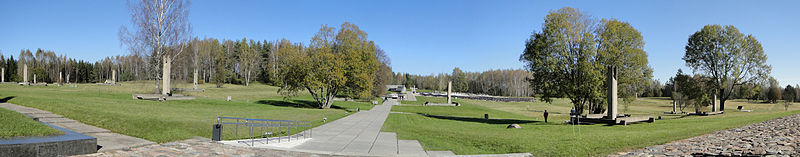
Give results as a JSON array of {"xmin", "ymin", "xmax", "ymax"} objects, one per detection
[
  {"xmin": 0, "ymin": 107, "xmax": 62, "ymax": 138},
  {"xmin": 385, "ymin": 95, "xmax": 800, "ymax": 156},
  {"xmin": 0, "ymin": 81, "xmax": 373, "ymax": 143}
]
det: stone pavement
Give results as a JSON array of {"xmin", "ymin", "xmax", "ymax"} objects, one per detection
[
  {"xmin": 611, "ymin": 114, "xmax": 800, "ymax": 157},
  {"xmin": 291, "ymin": 99, "xmax": 448, "ymax": 156},
  {"xmin": 0, "ymin": 103, "xmax": 155, "ymax": 152}
]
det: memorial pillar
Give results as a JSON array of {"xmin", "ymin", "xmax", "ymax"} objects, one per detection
[
  {"xmin": 712, "ymin": 91, "xmax": 719, "ymax": 112},
  {"xmin": 112, "ymin": 70, "xmax": 116, "ymax": 84},
  {"xmin": 23, "ymin": 64, "xmax": 28, "ymax": 84},
  {"xmin": 606, "ymin": 66, "xmax": 618, "ymax": 120},
  {"xmin": 447, "ymin": 81, "xmax": 452, "ymax": 104},
  {"xmin": 161, "ymin": 56, "xmax": 171, "ymax": 95},
  {"xmin": 193, "ymin": 68, "xmax": 198, "ymax": 89}
]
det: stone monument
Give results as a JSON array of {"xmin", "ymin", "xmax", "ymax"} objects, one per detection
[
  {"xmin": 59, "ymin": 72, "xmax": 63, "ymax": 85},
  {"xmin": 23, "ymin": 64, "xmax": 28, "ymax": 84},
  {"xmin": 1, "ymin": 67, "xmax": 4, "ymax": 82},
  {"xmin": 672, "ymin": 83, "xmax": 677, "ymax": 113},
  {"xmin": 161, "ymin": 56, "xmax": 171, "ymax": 95},
  {"xmin": 193, "ymin": 69, "xmax": 199, "ymax": 89},
  {"xmin": 606, "ymin": 66, "xmax": 618, "ymax": 120},
  {"xmin": 712, "ymin": 92, "xmax": 719, "ymax": 112},
  {"xmin": 447, "ymin": 81, "xmax": 452, "ymax": 104},
  {"xmin": 112, "ymin": 70, "xmax": 116, "ymax": 84},
  {"xmin": 33, "ymin": 74, "xmax": 37, "ymax": 84}
]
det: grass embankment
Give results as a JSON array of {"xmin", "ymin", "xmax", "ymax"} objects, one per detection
[
  {"xmin": 0, "ymin": 81, "xmax": 373, "ymax": 143},
  {"xmin": 385, "ymin": 96, "xmax": 800, "ymax": 156},
  {"xmin": 0, "ymin": 107, "xmax": 62, "ymax": 138}
]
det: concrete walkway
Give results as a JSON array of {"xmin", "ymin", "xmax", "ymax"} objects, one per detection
[
  {"xmin": 291, "ymin": 99, "xmax": 452, "ymax": 156},
  {"xmin": 0, "ymin": 103, "xmax": 155, "ymax": 152}
]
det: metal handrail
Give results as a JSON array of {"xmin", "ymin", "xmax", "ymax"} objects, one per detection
[{"xmin": 216, "ymin": 116, "xmax": 312, "ymax": 146}]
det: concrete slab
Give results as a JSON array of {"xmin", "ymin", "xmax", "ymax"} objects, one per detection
[
  {"xmin": 368, "ymin": 132, "xmax": 397, "ymax": 155},
  {"xmin": 427, "ymin": 151, "xmax": 456, "ymax": 157},
  {"xmin": 88, "ymin": 132, "xmax": 155, "ymax": 152},
  {"xmin": 340, "ymin": 142, "xmax": 373, "ymax": 154},
  {"xmin": 51, "ymin": 122, "xmax": 110, "ymax": 134},
  {"xmin": 398, "ymin": 140, "xmax": 426, "ymax": 155}
]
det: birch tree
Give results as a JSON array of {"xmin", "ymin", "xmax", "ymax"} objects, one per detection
[{"xmin": 120, "ymin": 0, "xmax": 192, "ymax": 95}]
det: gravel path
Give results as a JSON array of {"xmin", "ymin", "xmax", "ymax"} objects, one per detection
[{"xmin": 612, "ymin": 114, "xmax": 800, "ymax": 157}]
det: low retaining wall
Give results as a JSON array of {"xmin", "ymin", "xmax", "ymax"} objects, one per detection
[{"xmin": 0, "ymin": 123, "xmax": 97, "ymax": 156}]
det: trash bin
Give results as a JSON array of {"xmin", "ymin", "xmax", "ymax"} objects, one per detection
[{"xmin": 212, "ymin": 124, "xmax": 222, "ymax": 141}]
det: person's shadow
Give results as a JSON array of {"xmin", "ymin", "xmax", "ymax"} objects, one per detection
[{"xmin": 0, "ymin": 96, "xmax": 15, "ymax": 103}]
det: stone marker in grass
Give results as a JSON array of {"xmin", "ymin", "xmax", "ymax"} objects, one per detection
[{"xmin": 23, "ymin": 64, "xmax": 28, "ymax": 84}]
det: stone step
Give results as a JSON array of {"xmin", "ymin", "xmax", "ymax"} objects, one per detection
[
  {"xmin": 398, "ymin": 140, "xmax": 427, "ymax": 155},
  {"xmin": 26, "ymin": 113, "xmax": 63, "ymax": 118},
  {"xmin": 38, "ymin": 117, "xmax": 78, "ymax": 123},
  {"xmin": 89, "ymin": 132, "xmax": 156, "ymax": 152},
  {"xmin": 51, "ymin": 122, "xmax": 111, "ymax": 134},
  {"xmin": 368, "ymin": 132, "xmax": 397, "ymax": 155},
  {"xmin": 426, "ymin": 151, "xmax": 456, "ymax": 156}
]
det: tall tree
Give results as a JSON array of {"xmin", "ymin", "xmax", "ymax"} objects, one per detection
[
  {"xmin": 520, "ymin": 7, "xmax": 651, "ymax": 114},
  {"xmin": 120, "ymin": 0, "xmax": 192, "ymax": 95},
  {"xmin": 596, "ymin": 18, "xmax": 652, "ymax": 104},
  {"xmin": 277, "ymin": 23, "xmax": 379, "ymax": 108},
  {"xmin": 683, "ymin": 24, "xmax": 771, "ymax": 110},
  {"xmin": 336, "ymin": 22, "xmax": 379, "ymax": 99},
  {"xmin": 451, "ymin": 67, "xmax": 468, "ymax": 92},
  {"xmin": 239, "ymin": 38, "xmax": 260, "ymax": 86},
  {"xmin": 372, "ymin": 47, "xmax": 392, "ymax": 97},
  {"xmin": 783, "ymin": 85, "xmax": 796, "ymax": 102}
]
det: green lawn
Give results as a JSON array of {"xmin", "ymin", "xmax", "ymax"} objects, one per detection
[
  {"xmin": 385, "ymin": 96, "xmax": 800, "ymax": 156},
  {"xmin": 0, "ymin": 107, "xmax": 62, "ymax": 138},
  {"xmin": 0, "ymin": 81, "xmax": 373, "ymax": 143}
]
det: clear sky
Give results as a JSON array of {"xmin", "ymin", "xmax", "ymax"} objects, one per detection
[{"xmin": 1, "ymin": 0, "xmax": 798, "ymax": 86}]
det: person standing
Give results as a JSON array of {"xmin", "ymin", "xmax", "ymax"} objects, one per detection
[{"xmin": 543, "ymin": 110, "xmax": 549, "ymax": 123}]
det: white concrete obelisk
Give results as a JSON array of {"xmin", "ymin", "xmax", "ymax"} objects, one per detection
[
  {"xmin": 712, "ymin": 92, "xmax": 719, "ymax": 112},
  {"xmin": 161, "ymin": 56, "xmax": 171, "ymax": 95},
  {"xmin": 1, "ymin": 68, "xmax": 4, "ymax": 83},
  {"xmin": 23, "ymin": 64, "xmax": 28, "ymax": 84},
  {"xmin": 606, "ymin": 66, "xmax": 618, "ymax": 120},
  {"xmin": 193, "ymin": 68, "xmax": 198, "ymax": 89},
  {"xmin": 59, "ymin": 72, "xmax": 63, "ymax": 85},
  {"xmin": 113, "ymin": 70, "xmax": 117, "ymax": 82},
  {"xmin": 33, "ymin": 74, "xmax": 37, "ymax": 84},
  {"xmin": 447, "ymin": 81, "xmax": 452, "ymax": 104}
]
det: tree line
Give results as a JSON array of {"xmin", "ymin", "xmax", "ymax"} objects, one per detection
[
  {"xmin": 0, "ymin": 23, "xmax": 393, "ymax": 109},
  {"xmin": 388, "ymin": 68, "xmax": 533, "ymax": 97},
  {"xmin": 638, "ymin": 69, "xmax": 799, "ymax": 105}
]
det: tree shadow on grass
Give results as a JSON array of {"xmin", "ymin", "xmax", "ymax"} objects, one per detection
[
  {"xmin": 256, "ymin": 99, "xmax": 343, "ymax": 109},
  {"xmin": 0, "ymin": 96, "xmax": 15, "ymax": 103},
  {"xmin": 417, "ymin": 113, "xmax": 540, "ymax": 125}
]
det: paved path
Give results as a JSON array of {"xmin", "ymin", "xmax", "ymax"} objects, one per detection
[
  {"xmin": 291, "ymin": 99, "xmax": 444, "ymax": 156},
  {"xmin": 0, "ymin": 103, "xmax": 155, "ymax": 152},
  {"xmin": 612, "ymin": 114, "xmax": 800, "ymax": 157}
]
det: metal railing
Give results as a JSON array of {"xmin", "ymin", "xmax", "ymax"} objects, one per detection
[{"xmin": 216, "ymin": 116, "xmax": 312, "ymax": 146}]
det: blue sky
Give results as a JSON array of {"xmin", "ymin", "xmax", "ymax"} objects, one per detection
[{"xmin": 1, "ymin": 0, "xmax": 798, "ymax": 85}]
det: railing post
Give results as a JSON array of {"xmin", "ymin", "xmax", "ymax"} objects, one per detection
[{"xmin": 235, "ymin": 119, "xmax": 239, "ymax": 140}]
